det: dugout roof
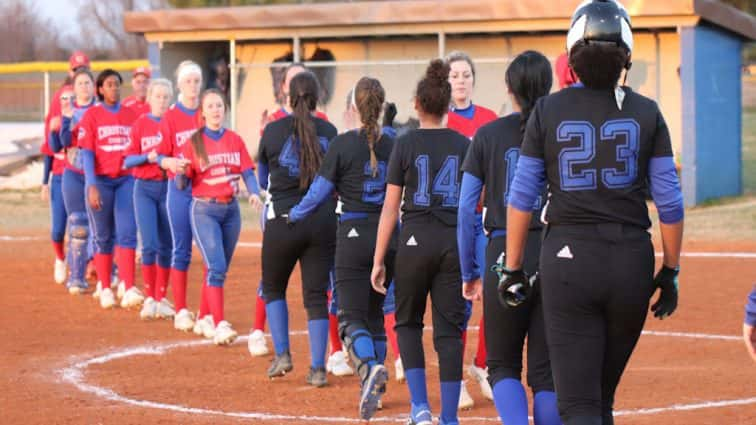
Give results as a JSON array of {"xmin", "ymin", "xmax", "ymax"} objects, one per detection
[{"xmin": 125, "ymin": 0, "xmax": 756, "ymax": 42}]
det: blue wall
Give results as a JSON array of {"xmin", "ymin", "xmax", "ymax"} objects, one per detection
[{"xmin": 681, "ymin": 25, "xmax": 743, "ymax": 206}]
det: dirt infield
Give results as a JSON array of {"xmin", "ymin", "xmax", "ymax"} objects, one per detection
[{"xmin": 1, "ymin": 228, "xmax": 755, "ymax": 425}]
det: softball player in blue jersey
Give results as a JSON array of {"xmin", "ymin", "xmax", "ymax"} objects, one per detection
[{"xmin": 504, "ymin": 2, "xmax": 684, "ymax": 424}]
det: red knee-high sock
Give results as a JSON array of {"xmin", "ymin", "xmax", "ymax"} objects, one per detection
[
  {"xmin": 142, "ymin": 264, "xmax": 156, "ymax": 299},
  {"xmin": 461, "ymin": 330, "xmax": 468, "ymax": 353},
  {"xmin": 207, "ymin": 285, "xmax": 224, "ymax": 326},
  {"xmin": 117, "ymin": 248, "xmax": 136, "ymax": 290},
  {"xmin": 475, "ymin": 316, "xmax": 487, "ymax": 368},
  {"xmin": 52, "ymin": 241, "xmax": 65, "ymax": 261},
  {"xmin": 199, "ymin": 268, "xmax": 209, "ymax": 319},
  {"xmin": 384, "ymin": 313, "xmax": 400, "ymax": 358},
  {"xmin": 94, "ymin": 253, "xmax": 113, "ymax": 289},
  {"xmin": 329, "ymin": 313, "xmax": 342, "ymax": 355},
  {"xmin": 156, "ymin": 266, "xmax": 170, "ymax": 301},
  {"xmin": 253, "ymin": 293, "xmax": 267, "ymax": 331},
  {"xmin": 171, "ymin": 268, "xmax": 188, "ymax": 311}
]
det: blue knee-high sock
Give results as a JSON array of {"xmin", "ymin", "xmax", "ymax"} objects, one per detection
[
  {"xmin": 439, "ymin": 381, "xmax": 461, "ymax": 424},
  {"xmin": 373, "ymin": 337, "xmax": 387, "ymax": 364},
  {"xmin": 266, "ymin": 300, "xmax": 289, "ymax": 355},
  {"xmin": 307, "ymin": 319, "xmax": 329, "ymax": 369},
  {"xmin": 493, "ymin": 378, "xmax": 529, "ymax": 425},
  {"xmin": 405, "ymin": 368, "xmax": 429, "ymax": 407},
  {"xmin": 534, "ymin": 391, "xmax": 561, "ymax": 425}
]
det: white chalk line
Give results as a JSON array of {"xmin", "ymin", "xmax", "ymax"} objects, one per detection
[{"xmin": 57, "ymin": 330, "xmax": 754, "ymax": 422}]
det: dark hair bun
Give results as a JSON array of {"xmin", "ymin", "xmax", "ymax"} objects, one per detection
[{"xmin": 416, "ymin": 59, "xmax": 451, "ymax": 118}]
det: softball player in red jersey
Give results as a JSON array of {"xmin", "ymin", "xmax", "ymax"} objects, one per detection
[
  {"xmin": 42, "ymin": 85, "xmax": 73, "ymax": 285},
  {"xmin": 123, "ymin": 78, "xmax": 175, "ymax": 320},
  {"xmin": 80, "ymin": 69, "xmax": 140, "ymax": 310},
  {"xmin": 176, "ymin": 89, "xmax": 263, "ymax": 345},
  {"xmin": 156, "ymin": 60, "xmax": 203, "ymax": 332},
  {"xmin": 122, "ymin": 66, "xmax": 151, "ymax": 117},
  {"xmin": 445, "ymin": 51, "xmax": 498, "ymax": 408}
]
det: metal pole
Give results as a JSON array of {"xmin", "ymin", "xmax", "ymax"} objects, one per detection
[
  {"xmin": 293, "ymin": 36, "xmax": 301, "ymax": 62},
  {"xmin": 43, "ymin": 71, "xmax": 50, "ymax": 120},
  {"xmin": 230, "ymin": 38, "xmax": 237, "ymax": 131},
  {"xmin": 438, "ymin": 32, "xmax": 446, "ymax": 58}
]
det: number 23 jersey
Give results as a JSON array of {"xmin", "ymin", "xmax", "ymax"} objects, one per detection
[
  {"xmin": 387, "ymin": 128, "xmax": 470, "ymax": 226},
  {"xmin": 521, "ymin": 86, "xmax": 673, "ymax": 229}
]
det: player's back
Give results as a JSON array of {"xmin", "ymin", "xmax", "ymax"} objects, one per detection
[
  {"xmin": 387, "ymin": 128, "xmax": 469, "ymax": 226},
  {"xmin": 524, "ymin": 86, "xmax": 671, "ymax": 229}
]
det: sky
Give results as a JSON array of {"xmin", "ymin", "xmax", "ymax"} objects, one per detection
[{"xmin": 35, "ymin": 0, "xmax": 78, "ymax": 37}]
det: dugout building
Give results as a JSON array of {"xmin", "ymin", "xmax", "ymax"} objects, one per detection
[{"xmin": 125, "ymin": 0, "xmax": 756, "ymax": 206}]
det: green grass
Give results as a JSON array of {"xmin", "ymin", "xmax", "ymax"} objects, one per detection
[{"xmin": 744, "ymin": 106, "xmax": 756, "ymax": 194}]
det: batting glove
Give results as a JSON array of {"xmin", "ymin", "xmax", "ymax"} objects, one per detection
[
  {"xmin": 497, "ymin": 268, "xmax": 530, "ymax": 308},
  {"xmin": 651, "ymin": 265, "xmax": 679, "ymax": 319}
]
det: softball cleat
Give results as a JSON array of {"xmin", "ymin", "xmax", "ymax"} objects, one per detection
[
  {"xmin": 359, "ymin": 364, "xmax": 388, "ymax": 420},
  {"xmin": 326, "ymin": 351, "xmax": 354, "ymax": 376},
  {"xmin": 54, "ymin": 258, "xmax": 67, "ymax": 285},
  {"xmin": 99, "ymin": 287, "xmax": 116, "ymax": 309},
  {"xmin": 155, "ymin": 298, "xmax": 175, "ymax": 319},
  {"xmin": 306, "ymin": 367, "xmax": 328, "ymax": 388},
  {"xmin": 247, "ymin": 329, "xmax": 270, "ymax": 357},
  {"xmin": 395, "ymin": 358, "xmax": 405, "ymax": 382},
  {"xmin": 267, "ymin": 350, "xmax": 293, "ymax": 378},
  {"xmin": 213, "ymin": 320, "xmax": 237, "ymax": 345},
  {"xmin": 173, "ymin": 308, "xmax": 195, "ymax": 332},
  {"xmin": 139, "ymin": 297, "xmax": 157, "ymax": 320},
  {"xmin": 468, "ymin": 364, "xmax": 493, "ymax": 401},
  {"xmin": 120, "ymin": 287, "xmax": 145, "ymax": 309},
  {"xmin": 458, "ymin": 380, "xmax": 474, "ymax": 410}
]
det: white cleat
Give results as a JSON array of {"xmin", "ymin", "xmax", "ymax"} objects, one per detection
[
  {"xmin": 394, "ymin": 358, "xmax": 405, "ymax": 382},
  {"xmin": 326, "ymin": 350, "xmax": 355, "ymax": 376},
  {"xmin": 116, "ymin": 280, "xmax": 126, "ymax": 300},
  {"xmin": 174, "ymin": 308, "xmax": 195, "ymax": 332},
  {"xmin": 193, "ymin": 315, "xmax": 215, "ymax": 339},
  {"xmin": 155, "ymin": 298, "xmax": 175, "ymax": 319},
  {"xmin": 54, "ymin": 258, "xmax": 67, "ymax": 284},
  {"xmin": 458, "ymin": 380, "xmax": 474, "ymax": 410},
  {"xmin": 120, "ymin": 287, "xmax": 145, "ymax": 309},
  {"xmin": 92, "ymin": 281, "xmax": 102, "ymax": 299},
  {"xmin": 247, "ymin": 329, "xmax": 270, "ymax": 357},
  {"xmin": 99, "ymin": 287, "xmax": 116, "ymax": 309},
  {"xmin": 468, "ymin": 364, "xmax": 493, "ymax": 401},
  {"xmin": 213, "ymin": 320, "xmax": 238, "ymax": 345},
  {"xmin": 140, "ymin": 297, "xmax": 157, "ymax": 320}
]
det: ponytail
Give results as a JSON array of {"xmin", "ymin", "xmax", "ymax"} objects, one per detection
[
  {"xmin": 505, "ymin": 51, "xmax": 553, "ymax": 133},
  {"xmin": 289, "ymin": 71, "xmax": 321, "ymax": 189},
  {"xmin": 354, "ymin": 77, "xmax": 386, "ymax": 177}
]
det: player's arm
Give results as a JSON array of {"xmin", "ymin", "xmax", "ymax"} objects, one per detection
[
  {"xmin": 289, "ymin": 138, "xmax": 341, "ymax": 223},
  {"xmin": 744, "ymin": 286, "xmax": 756, "ymax": 362},
  {"xmin": 505, "ymin": 154, "xmax": 545, "ymax": 270},
  {"xmin": 58, "ymin": 116, "xmax": 73, "ymax": 150},
  {"xmin": 458, "ymin": 172, "xmax": 484, "ymax": 300},
  {"xmin": 371, "ymin": 183, "xmax": 401, "ymax": 294}
]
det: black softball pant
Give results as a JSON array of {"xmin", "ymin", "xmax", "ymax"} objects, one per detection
[
  {"xmin": 335, "ymin": 216, "xmax": 396, "ymax": 375},
  {"xmin": 394, "ymin": 218, "xmax": 466, "ymax": 382},
  {"xmin": 261, "ymin": 200, "xmax": 337, "ymax": 321},
  {"xmin": 539, "ymin": 223, "xmax": 655, "ymax": 425},
  {"xmin": 484, "ymin": 231, "xmax": 553, "ymax": 393}
]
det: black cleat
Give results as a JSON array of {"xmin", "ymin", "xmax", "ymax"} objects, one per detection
[
  {"xmin": 359, "ymin": 364, "xmax": 388, "ymax": 420},
  {"xmin": 267, "ymin": 350, "xmax": 293, "ymax": 378},
  {"xmin": 306, "ymin": 366, "xmax": 328, "ymax": 387}
]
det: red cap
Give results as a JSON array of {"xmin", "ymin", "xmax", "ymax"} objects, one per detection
[
  {"xmin": 69, "ymin": 51, "xmax": 90, "ymax": 71},
  {"xmin": 133, "ymin": 66, "xmax": 151, "ymax": 78}
]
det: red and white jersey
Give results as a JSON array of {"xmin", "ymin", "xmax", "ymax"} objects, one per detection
[
  {"xmin": 447, "ymin": 104, "xmax": 497, "ymax": 139},
  {"xmin": 63, "ymin": 101, "xmax": 97, "ymax": 173},
  {"xmin": 159, "ymin": 103, "xmax": 201, "ymax": 157},
  {"xmin": 126, "ymin": 114, "xmax": 170, "ymax": 180},
  {"xmin": 78, "ymin": 103, "xmax": 137, "ymax": 178},
  {"xmin": 40, "ymin": 135, "xmax": 66, "ymax": 176},
  {"xmin": 180, "ymin": 128, "xmax": 255, "ymax": 199},
  {"xmin": 122, "ymin": 95, "xmax": 150, "ymax": 118}
]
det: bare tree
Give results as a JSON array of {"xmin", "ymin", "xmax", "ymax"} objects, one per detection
[{"xmin": 0, "ymin": 0, "xmax": 68, "ymax": 62}]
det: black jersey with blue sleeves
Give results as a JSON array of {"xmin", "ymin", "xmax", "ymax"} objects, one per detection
[
  {"xmin": 515, "ymin": 86, "xmax": 682, "ymax": 228},
  {"xmin": 387, "ymin": 128, "xmax": 469, "ymax": 226},
  {"xmin": 257, "ymin": 115, "xmax": 337, "ymax": 211}
]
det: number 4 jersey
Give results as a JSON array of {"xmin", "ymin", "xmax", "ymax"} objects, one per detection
[
  {"xmin": 521, "ymin": 86, "xmax": 674, "ymax": 229},
  {"xmin": 387, "ymin": 128, "xmax": 470, "ymax": 226}
]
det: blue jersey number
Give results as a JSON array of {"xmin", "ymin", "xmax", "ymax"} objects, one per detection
[
  {"xmin": 363, "ymin": 161, "xmax": 387, "ymax": 204},
  {"xmin": 504, "ymin": 147, "xmax": 541, "ymax": 211},
  {"xmin": 279, "ymin": 136, "xmax": 329, "ymax": 178},
  {"xmin": 557, "ymin": 119, "xmax": 640, "ymax": 191},
  {"xmin": 413, "ymin": 155, "xmax": 460, "ymax": 207}
]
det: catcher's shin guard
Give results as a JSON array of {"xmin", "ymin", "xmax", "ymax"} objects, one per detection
[
  {"xmin": 340, "ymin": 321, "xmax": 376, "ymax": 383},
  {"xmin": 67, "ymin": 212, "xmax": 89, "ymax": 282}
]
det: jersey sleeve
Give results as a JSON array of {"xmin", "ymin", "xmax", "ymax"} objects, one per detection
[
  {"xmin": 462, "ymin": 132, "xmax": 486, "ymax": 180},
  {"xmin": 318, "ymin": 136, "xmax": 342, "ymax": 182},
  {"xmin": 180, "ymin": 141, "xmax": 196, "ymax": 179},
  {"xmin": 238, "ymin": 134, "xmax": 255, "ymax": 171},
  {"xmin": 78, "ymin": 109, "xmax": 96, "ymax": 151},
  {"xmin": 386, "ymin": 137, "xmax": 406, "ymax": 186},
  {"xmin": 520, "ymin": 99, "xmax": 545, "ymax": 160},
  {"xmin": 651, "ymin": 107, "xmax": 674, "ymax": 158}
]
